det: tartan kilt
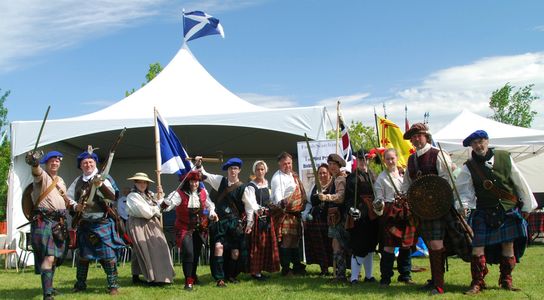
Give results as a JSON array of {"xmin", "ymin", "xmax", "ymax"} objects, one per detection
[
  {"xmin": 417, "ymin": 216, "xmax": 447, "ymax": 241},
  {"xmin": 77, "ymin": 218, "xmax": 125, "ymax": 260},
  {"xmin": 249, "ymin": 212, "xmax": 280, "ymax": 274},
  {"xmin": 209, "ymin": 217, "xmax": 244, "ymax": 250},
  {"xmin": 275, "ymin": 212, "xmax": 302, "ymax": 248},
  {"xmin": 470, "ymin": 207, "xmax": 528, "ymax": 247},
  {"xmin": 304, "ymin": 218, "xmax": 332, "ymax": 267},
  {"xmin": 380, "ymin": 203, "xmax": 417, "ymax": 248},
  {"xmin": 31, "ymin": 214, "xmax": 68, "ymax": 274}
]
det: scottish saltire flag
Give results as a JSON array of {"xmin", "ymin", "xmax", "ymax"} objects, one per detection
[
  {"xmin": 339, "ymin": 113, "xmax": 354, "ymax": 172},
  {"xmin": 183, "ymin": 10, "xmax": 225, "ymax": 42},
  {"xmin": 157, "ymin": 113, "xmax": 193, "ymax": 176}
]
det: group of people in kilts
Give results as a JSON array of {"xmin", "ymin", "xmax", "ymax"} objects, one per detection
[{"xmin": 24, "ymin": 122, "xmax": 538, "ymax": 299}]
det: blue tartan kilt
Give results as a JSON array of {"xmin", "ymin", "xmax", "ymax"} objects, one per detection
[
  {"xmin": 77, "ymin": 218, "xmax": 125, "ymax": 260},
  {"xmin": 470, "ymin": 207, "xmax": 528, "ymax": 247},
  {"xmin": 31, "ymin": 213, "xmax": 68, "ymax": 274}
]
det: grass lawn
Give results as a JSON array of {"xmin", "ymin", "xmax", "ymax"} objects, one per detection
[{"xmin": 1, "ymin": 243, "xmax": 544, "ymax": 300}]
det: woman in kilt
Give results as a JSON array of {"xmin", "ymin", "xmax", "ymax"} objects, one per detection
[
  {"xmin": 373, "ymin": 148, "xmax": 417, "ymax": 286},
  {"xmin": 304, "ymin": 163, "xmax": 334, "ymax": 275},
  {"xmin": 245, "ymin": 160, "xmax": 280, "ymax": 280}
]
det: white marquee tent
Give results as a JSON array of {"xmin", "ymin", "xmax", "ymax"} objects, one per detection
[
  {"xmin": 6, "ymin": 43, "xmax": 327, "ymax": 254},
  {"xmin": 433, "ymin": 110, "xmax": 544, "ymax": 193}
]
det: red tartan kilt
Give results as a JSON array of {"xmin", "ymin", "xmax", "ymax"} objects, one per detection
[
  {"xmin": 380, "ymin": 202, "xmax": 417, "ymax": 248},
  {"xmin": 249, "ymin": 213, "xmax": 280, "ymax": 274}
]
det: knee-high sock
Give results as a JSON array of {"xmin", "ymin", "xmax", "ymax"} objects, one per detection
[
  {"xmin": 362, "ymin": 252, "xmax": 374, "ymax": 279},
  {"xmin": 101, "ymin": 259, "xmax": 119, "ymax": 289},
  {"xmin": 74, "ymin": 259, "xmax": 89, "ymax": 290},
  {"xmin": 211, "ymin": 256, "xmax": 225, "ymax": 280},
  {"xmin": 279, "ymin": 248, "xmax": 290, "ymax": 270},
  {"xmin": 350, "ymin": 256, "xmax": 363, "ymax": 282},
  {"xmin": 397, "ymin": 248, "xmax": 412, "ymax": 281},
  {"xmin": 380, "ymin": 252, "xmax": 395, "ymax": 284},
  {"xmin": 41, "ymin": 269, "xmax": 54, "ymax": 297}
]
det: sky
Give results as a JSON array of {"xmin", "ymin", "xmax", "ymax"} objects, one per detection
[{"xmin": 1, "ymin": 0, "xmax": 544, "ymax": 135}]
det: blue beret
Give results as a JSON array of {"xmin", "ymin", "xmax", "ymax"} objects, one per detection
[
  {"xmin": 462, "ymin": 130, "xmax": 489, "ymax": 147},
  {"xmin": 222, "ymin": 157, "xmax": 243, "ymax": 171},
  {"xmin": 40, "ymin": 151, "xmax": 63, "ymax": 164},
  {"xmin": 77, "ymin": 151, "xmax": 99, "ymax": 169}
]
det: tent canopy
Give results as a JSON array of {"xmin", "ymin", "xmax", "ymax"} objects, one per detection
[{"xmin": 434, "ymin": 109, "xmax": 544, "ymax": 192}]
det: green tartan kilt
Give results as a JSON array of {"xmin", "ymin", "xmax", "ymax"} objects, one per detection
[{"xmin": 209, "ymin": 217, "xmax": 243, "ymax": 250}]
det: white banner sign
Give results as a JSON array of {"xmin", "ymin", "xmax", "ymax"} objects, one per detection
[{"xmin": 296, "ymin": 139, "xmax": 339, "ymax": 198}]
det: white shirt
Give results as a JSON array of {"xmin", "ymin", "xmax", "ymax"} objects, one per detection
[
  {"xmin": 455, "ymin": 154, "xmax": 537, "ymax": 213},
  {"xmin": 270, "ymin": 169, "xmax": 297, "ymax": 205},
  {"xmin": 162, "ymin": 189, "xmax": 217, "ymax": 218},
  {"xmin": 126, "ymin": 191, "xmax": 162, "ymax": 219},
  {"xmin": 67, "ymin": 168, "xmax": 115, "ymax": 219},
  {"xmin": 375, "ymin": 169, "xmax": 404, "ymax": 203},
  {"xmin": 201, "ymin": 167, "xmax": 259, "ymax": 225}
]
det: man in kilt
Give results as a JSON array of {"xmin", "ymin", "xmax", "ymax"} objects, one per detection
[
  {"xmin": 373, "ymin": 148, "xmax": 417, "ymax": 286},
  {"xmin": 68, "ymin": 147, "xmax": 125, "ymax": 295},
  {"xmin": 401, "ymin": 123, "xmax": 454, "ymax": 295},
  {"xmin": 26, "ymin": 151, "xmax": 73, "ymax": 300},
  {"xmin": 456, "ymin": 130, "xmax": 537, "ymax": 294},
  {"xmin": 197, "ymin": 157, "xmax": 259, "ymax": 287},
  {"xmin": 271, "ymin": 151, "xmax": 307, "ymax": 276}
]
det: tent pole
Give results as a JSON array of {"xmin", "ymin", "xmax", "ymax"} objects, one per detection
[{"xmin": 336, "ymin": 101, "xmax": 340, "ymax": 154}]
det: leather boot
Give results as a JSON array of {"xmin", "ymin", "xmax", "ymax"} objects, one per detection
[
  {"xmin": 499, "ymin": 256, "xmax": 520, "ymax": 291},
  {"xmin": 428, "ymin": 248, "xmax": 446, "ymax": 294},
  {"xmin": 465, "ymin": 255, "xmax": 488, "ymax": 295}
]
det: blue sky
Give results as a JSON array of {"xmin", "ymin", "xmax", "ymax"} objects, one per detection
[{"xmin": 1, "ymin": 0, "xmax": 543, "ymax": 132}]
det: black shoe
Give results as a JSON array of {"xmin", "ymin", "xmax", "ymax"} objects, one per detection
[
  {"xmin": 420, "ymin": 279, "xmax": 435, "ymax": 291},
  {"xmin": 43, "ymin": 294, "xmax": 54, "ymax": 300},
  {"xmin": 364, "ymin": 277, "xmax": 377, "ymax": 283},
  {"xmin": 184, "ymin": 283, "xmax": 193, "ymax": 291},
  {"xmin": 399, "ymin": 278, "xmax": 416, "ymax": 285},
  {"xmin": 132, "ymin": 275, "xmax": 146, "ymax": 285},
  {"xmin": 350, "ymin": 279, "xmax": 359, "ymax": 285},
  {"xmin": 216, "ymin": 279, "xmax": 227, "ymax": 287},
  {"xmin": 227, "ymin": 277, "xmax": 240, "ymax": 284}
]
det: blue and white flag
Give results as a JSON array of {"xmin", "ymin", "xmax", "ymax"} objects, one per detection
[
  {"xmin": 157, "ymin": 112, "xmax": 193, "ymax": 176},
  {"xmin": 183, "ymin": 10, "xmax": 225, "ymax": 42}
]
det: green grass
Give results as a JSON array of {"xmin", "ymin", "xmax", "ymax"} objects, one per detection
[{"xmin": 2, "ymin": 243, "xmax": 544, "ymax": 300}]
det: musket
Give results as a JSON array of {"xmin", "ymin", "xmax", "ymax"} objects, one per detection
[
  {"xmin": 32, "ymin": 106, "xmax": 51, "ymax": 153},
  {"xmin": 437, "ymin": 142, "xmax": 473, "ymax": 238},
  {"xmin": 185, "ymin": 155, "xmax": 223, "ymax": 164},
  {"xmin": 72, "ymin": 128, "xmax": 126, "ymax": 228},
  {"xmin": 304, "ymin": 133, "xmax": 321, "ymax": 193}
]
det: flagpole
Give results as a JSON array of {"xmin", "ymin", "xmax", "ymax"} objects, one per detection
[
  {"xmin": 373, "ymin": 107, "xmax": 381, "ymax": 148},
  {"xmin": 154, "ymin": 107, "xmax": 164, "ymax": 228},
  {"xmin": 181, "ymin": 8, "xmax": 186, "ymax": 46},
  {"xmin": 336, "ymin": 100, "xmax": 340, "ymax": 155}
]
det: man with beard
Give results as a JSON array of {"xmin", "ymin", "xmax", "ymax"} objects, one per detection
[{"xmin": 456, "ymin": 130, "xmax": 537, "ymax": 294}]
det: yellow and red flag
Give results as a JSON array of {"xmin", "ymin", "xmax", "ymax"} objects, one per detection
[{"xmin": 377, "ymin": 116, "xmax": 415, "ymax": 168}]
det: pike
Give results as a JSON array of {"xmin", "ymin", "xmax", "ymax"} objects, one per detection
[
  {"xmin": 304, "ymin": 133, "xmax": 320, "ymax": 193},
  {"xmin": 72, "ymin": 128, "xmax": 126, "ymax": 228}
]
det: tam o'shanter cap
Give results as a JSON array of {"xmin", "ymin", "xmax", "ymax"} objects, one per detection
[
  {"xmin": 403, "ymin": 123, "xmax": 429, "ymax": 140},
  {"xmin": 40, "ymin": 151, "xmax": 63, "ymax": 164},
  {"xmin": 127, "ymin": 172, "xmax": 154, "ymax": 183},
  {"xmin": 180, "ymin": 170, "xmax": 206, "ymax": 182},
  {"xmin": 462, "ymin": 130, "xmax": 489, "ymax": 147},
  {"xmin": 77, "ymin": 145, "xmax": 99, "ymax": 169},
  {"xmin": 327, "ymin": 153, "xmax": 346, "ymax": 167},
  {"xmin": 222, "ymin": 157, "xmax": 243, "ymax": 171}
]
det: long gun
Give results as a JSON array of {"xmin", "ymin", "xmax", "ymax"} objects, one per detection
[{"xmin": 72, "ymin": 128, "xmax": 126, "ymax": 228}]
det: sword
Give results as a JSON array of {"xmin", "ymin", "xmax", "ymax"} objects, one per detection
[{"xmin": 33, "ymin": 105, "xmax": 51, "ymax": 153}]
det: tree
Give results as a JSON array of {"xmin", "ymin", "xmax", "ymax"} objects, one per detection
[
  {"xmin": 326, "ymin": 120, "xmax": 378, "ymax": 152},
  {"xmin": 0, "ymin": 89, "xmax": 10, "ymax": 221},
  {"xmin": 125, "ymin": 62, "xmax": 164, "ymax": 97},
  {"xmin": 489, "ymin": 83, "xmax": 539, "ymax": 128}
]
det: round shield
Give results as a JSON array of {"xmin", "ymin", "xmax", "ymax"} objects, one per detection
[
  {"xmin": 407, "ymin": 174, "xmax": 452, "ymax": 220},
  {"xmin": 22, "ymin": 183, "xmax": 34, "ymax": 221}
]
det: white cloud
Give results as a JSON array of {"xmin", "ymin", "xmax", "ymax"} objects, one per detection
[
  {"xmin": 0, "ymin": 0, "xmax": 266, "ymax": 72},
  {"xmin": 534, "ymin": 25, "xmax": 544, "ymax": 32},
  {"xmin": 334, "ymin": 52, "xmax": 544, "ymax": 131},
  {"xmin": 237, "ymin": 92, "xmax": 298, "ymax": 108}
]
